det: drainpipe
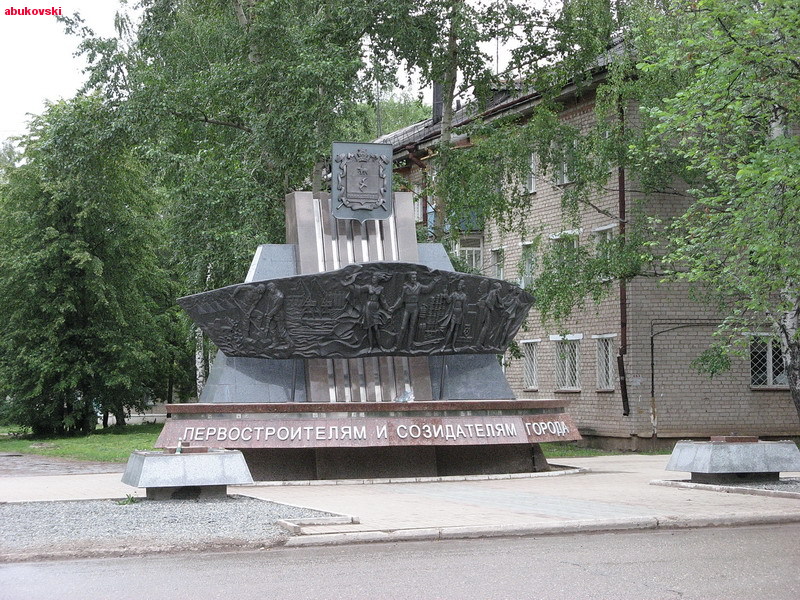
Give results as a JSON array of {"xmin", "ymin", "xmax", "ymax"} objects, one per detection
[{"xmin": 617, "ymin": 105, "xmax": 630, "ymax": 416}]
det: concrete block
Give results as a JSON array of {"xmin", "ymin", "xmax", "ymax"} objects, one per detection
[
  {"xmin": 122, "ymin": 450, "xmax": 254, "ymax": 489},
  {"xmin": 666, "ymin": 440, "xmax": 800, "ymax": 478}
]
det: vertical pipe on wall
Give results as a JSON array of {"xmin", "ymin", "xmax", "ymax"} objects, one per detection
[{"xmin": 617, "ymin": 105, "xmax": 630, "ymax": 416}]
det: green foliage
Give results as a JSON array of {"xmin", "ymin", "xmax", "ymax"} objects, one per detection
[
  {"xmin": 0, "ymin": 96, "xmax": 174, "ymax": 434},
  {"xmin": 0, "ymin": 422, "xmax": 163, "ymax": 462},
  {"xmin": 368, "ymin": 94, "xmax": 431, "ymax": 140},
  {"xmin": 630, "ymin": 1, "xmax": 800, "ymax": 412}
]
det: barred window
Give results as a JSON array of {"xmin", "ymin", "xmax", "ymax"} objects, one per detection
[
  {"xmin": 521, "ymin": 341, "xmax": 539, "ymax": 390},
  {"xmin": 750, "ymin": 337, "xmax": 788, "ymax": 387},
  {"xmin": 555, "ymin": 339, "xmax": 580, "ymax": 390},
  {"xmin": 596, "ymin": 337, "xmax": 615, "ymax": 390}
]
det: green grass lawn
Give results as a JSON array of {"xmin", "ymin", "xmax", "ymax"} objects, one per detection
[
  {"xmin": 540, "ymin": 442, "xmax": 625, "ymax": 458},
  {"xmin": 0, "ymin": 423, "xmax": 163, "ymax": 463}
]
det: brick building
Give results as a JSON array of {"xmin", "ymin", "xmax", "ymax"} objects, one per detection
[{"xmin": 378, "ymin": 78, "xmax": 799, "ymax": 450}]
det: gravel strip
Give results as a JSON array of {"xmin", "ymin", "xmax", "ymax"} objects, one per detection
[
  {"xmin": 720, "ymin": 478, "xmax": 800, "ymax": 492},
  {"xmin": 0, "ymin": 496, "xmax": 336, "ymax": 562}
]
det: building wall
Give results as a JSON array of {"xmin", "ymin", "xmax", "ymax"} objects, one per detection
[{"xmin": 394, "ymin": 94, "xmax": 797, "ymax": 446}]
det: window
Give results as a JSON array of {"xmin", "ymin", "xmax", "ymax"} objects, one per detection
[
  {"xmin": 553, "ymin": 234, "xmax": 578, "ymax": 253},
  {"xmin": 554, "ymin": 142, "xmax": 576, "ymax": 185},
  {"xmin": 520, "ymin": 243, "xmax": 536, "ymax": 288},
  {"xmin": 492, "ymin": 248, "xmax": 505, "ymax": 280},
  {"xmin": 412, "ymin": 182, "xmax": 425, "ymax": 223},
  {"xmin": 521, "ymin": 340, "xmax": 539, "ymax": 390},
  {"xmin": 593, "ymin": 226, "xmax": 614, "ymax": 261},
  {"xmin": 458, "ymin": 237, "xmax": 482, "ymax": 273},
  {"xmin": 553, "ymin": 336, "xmax": 581, "ymax": 391},
  {"xmin": 525, "ymin": 153, "xmax": 537, "ymax": 194},
  {"xmin": 750, "ymin": 336, "xmax": 788, "ymax": 387},
  {"xmin": 595, "ymin": 336, "xmax": 615, "ymax": 390},
  {"xmin": 550, "ymin": 231, "xmax": 579, "ymax": 267}
]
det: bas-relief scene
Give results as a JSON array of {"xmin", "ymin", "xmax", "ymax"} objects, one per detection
[{"xmin": 178, "ymin": 262, "xmax": 534, "ymax": 360}]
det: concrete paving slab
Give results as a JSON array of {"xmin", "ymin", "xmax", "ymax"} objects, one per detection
[
  {"xmin": 2, "ymin": 454, "xmax": 799, "ymax": 550},
  {"xmin": 239, "ymin": 455, "xmax": 800, "ymax": 542},
  {"xmin": 0, "ymin": 472, "xmax": 138, "ymax": 503}
]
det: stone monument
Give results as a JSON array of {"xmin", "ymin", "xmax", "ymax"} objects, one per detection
[{"xmin": 157, "ymin": 142, "xmax": 580, "ymax": 480}]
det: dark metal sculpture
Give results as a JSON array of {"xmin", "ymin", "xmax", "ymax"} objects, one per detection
[
  {"xmin": 331, "ymin": 142, "xmax": 393, "ymax": 222},
  {"xmin": 178, "ymin": 263, "xmax": 533, "ymax": 360}
]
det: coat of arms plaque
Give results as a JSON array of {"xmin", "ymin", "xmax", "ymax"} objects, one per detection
[{"xmin": 331, "ymin": 142, "xmax": 393, "ymax": 222}]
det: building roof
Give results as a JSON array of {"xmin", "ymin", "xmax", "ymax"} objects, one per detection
[{"xmin": 378, "ymin": 38, "xmax": 624, "ymax": 160}]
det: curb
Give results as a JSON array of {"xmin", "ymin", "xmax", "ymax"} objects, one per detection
[
  {"xmin": 245, "ymin": 467, "xmax": 587, "ymax": 487},
  {"xmin": 277, "ymin": 515, "xmax": 360, "ymax": 534},
  {"xmin": 650, "ymin": 479, "xmax": 800, "ymax": 499},
  {"xmin": 283, "ymin": 513, "xmax": 800, "ymax": 548}
]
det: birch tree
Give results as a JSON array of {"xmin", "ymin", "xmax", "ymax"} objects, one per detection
[{"xmin": 635, "ymin": 0, "xmax": 800, "ymax": 419}]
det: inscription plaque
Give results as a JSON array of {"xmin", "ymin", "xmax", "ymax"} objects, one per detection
[{"xmin": 159, "ymin": 414, "xmax": 581, "ymax": 449}]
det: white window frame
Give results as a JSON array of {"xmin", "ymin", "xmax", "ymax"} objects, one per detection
[
  {"xmin": 549, "ymin": 228, "xmax": 582, "ymax": 242},
  {"xmin": 592, "ymin": 225, "xmax": 615, "ymax": 258},
  {"xmin": 526, "ymin": 153, "xmax": 537, "ymax": 194},
  {"xmin": 554, "ymin": 141, "xmax": 577, "ymax": 186},
  {"xmin": 551, "ymin": 334, "xmax": 582, "ymax": 391},
  {"xmin": 519, "ymin": 242, "xmax": 536, "ymax": 288},
  {"xmin": 592, "ymin": 334, "xmax": 616, "ymax": 391},
  {"xmin": 750, "ymin": 334, "xmax": 788, "ymax": 388},
  {"xmin": 520, "ymin": 339, "xmax": 540, "ymax": 390},
  {"xmin": 491, "ymin": 248, "xmax": 505, "ymax": 280},
  {"xmin": 457, "ymin": 236, "xmax": 483, "ymax": 273}
]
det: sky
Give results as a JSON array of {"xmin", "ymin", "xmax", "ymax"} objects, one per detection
[
  {"xmin": 0, "ymin": 1, "xmax": 123, "ymax": 142},
  {"xmin": 0, "ymin": 1, "xmax": 520, "ymax": 145}
]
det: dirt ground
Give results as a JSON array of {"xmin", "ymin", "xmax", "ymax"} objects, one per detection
[{"xmin": 0, "ymin": 453, "xmax": 125, "ymax": 477}]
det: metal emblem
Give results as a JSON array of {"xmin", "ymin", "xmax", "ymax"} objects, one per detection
[{"xmin": 331, "ymin": 142, "xmax": 393, "ymax": 222}]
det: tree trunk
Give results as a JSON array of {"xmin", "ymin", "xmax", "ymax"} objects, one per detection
[
  {"xmin": 113, "ymin": 408, "xmax": 126, "ymax": 428},
  {"xmin": 195, "ymin": 325, "xmax": 206, "ymax": 399},
  {"xmin": 777, "ymin": 294, "xmax": 800, "ymax": 423},
  {"xmin": 786, "ymin": 341, "xmax": 800, "ymax": 424},
  {"xmin": 312, "ymin": 160, "xmax": 324, "ymax": 197},
  {"xmin": 433, "ymin": 0, "xmax": 461, "ymax": 240}
]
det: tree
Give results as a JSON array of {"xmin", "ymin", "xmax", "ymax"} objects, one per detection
[
  {"xmin": 632, "ymin": 0, "xmax": 800, "ymax": 418},
  {"xmin": 368, "ymin": 0, "xmax": 549, "ymax": 238},
  {"xmin": 433, "ymin": 0, "xmax": 800, "ymax": 420},
  {"xmin": 0, "ymin": 95, "xmax": 173, "ymax": 434},
  {"xmin": 62, "ymin": 0, "xmax": 511, "ymax": 395}
]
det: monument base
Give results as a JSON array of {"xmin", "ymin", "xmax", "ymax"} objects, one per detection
[
  {"xmin": 237, "ymin": 443, "xmax": 548, "ymax": 481},
  {"xmin": 159, "ymin": 400, "xmax": 577, "ymax": 481}
]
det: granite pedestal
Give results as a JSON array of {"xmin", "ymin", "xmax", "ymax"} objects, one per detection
[
  {"xmin": 666, "ymin": 437, "xmax": 800, "ymax": 484},
  {"xmin": 122, "ymin": 449, "xmax": 254, "ymax": 500}
]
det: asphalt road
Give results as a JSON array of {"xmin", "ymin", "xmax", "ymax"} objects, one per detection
[{"xmin": 2, "ymin": 524, "xmax": 798, "ymax": 600}]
